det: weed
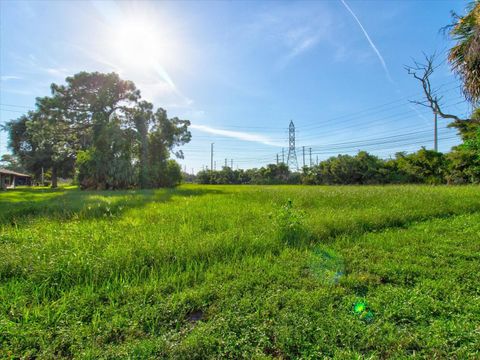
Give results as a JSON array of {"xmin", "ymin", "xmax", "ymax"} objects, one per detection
[{"xmin": 271, "ymin": 199, "xmax": 307, "ymax": 246}]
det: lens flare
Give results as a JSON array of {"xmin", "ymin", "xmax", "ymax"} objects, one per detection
[
  {"xmin": 353, "ymin": 300, "xmax": 374, "ymax": 322},
  {"xmin": 354, "ymin": 301, "xmax": 366, "ymax": 314}
]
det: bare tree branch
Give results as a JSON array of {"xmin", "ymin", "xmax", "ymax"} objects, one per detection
[{"xmin": 405, "ymin": 53, "xmax": 471, "ymax": 122}]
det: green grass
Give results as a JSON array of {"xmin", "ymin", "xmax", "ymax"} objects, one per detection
[{"xmin": 1, "ymin": 185, "xmax": 479, "ymax": 358}]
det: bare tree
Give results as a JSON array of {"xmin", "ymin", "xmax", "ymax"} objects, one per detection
[{"xmin": 405, "ymin": 53, "xmax": 471, "ymax": 123}]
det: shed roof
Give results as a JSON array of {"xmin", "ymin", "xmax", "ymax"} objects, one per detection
[{"xmin": 0, "ymin": 168, "xmax": 32, "ymax": 177}]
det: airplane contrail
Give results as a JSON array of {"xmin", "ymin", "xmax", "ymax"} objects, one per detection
[{"xmin": 339, "ymin": 0, "xmax": 395, "ymax": 84}]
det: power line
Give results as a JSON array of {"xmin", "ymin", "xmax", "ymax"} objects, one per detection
[
  {"xmin": 296, "ymin": 81, "xmax": 461, "ymax": 130},
  {"xmin": 222, "ymin": 129, "xmax": 458, "ymax": 163},
  {"xmin": 189, "ymin": 94, "xmax": 466, "ymax": 144}
]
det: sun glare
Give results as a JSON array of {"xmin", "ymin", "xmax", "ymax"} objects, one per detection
[{"xmin": 112, "ymin": 19, "xmax": 162, "ymax": 69}]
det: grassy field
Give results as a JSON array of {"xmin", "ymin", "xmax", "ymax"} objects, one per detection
[{"xmin": 1, "ymin": 185, "xmax": 480, "ymax": 359}]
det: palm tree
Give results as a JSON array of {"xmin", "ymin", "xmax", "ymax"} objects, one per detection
[{"xmin": 448, "ymin": 1, "xmax": 480, "ymax": 106}]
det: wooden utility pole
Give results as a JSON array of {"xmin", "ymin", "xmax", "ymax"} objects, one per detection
[
  {"xmin": 434, "ymin": 111, "xmax": 438, "ymax": 152},
  {"xmin": 309, "ymin": 148, "xmax": 312, "ymax": 167}
]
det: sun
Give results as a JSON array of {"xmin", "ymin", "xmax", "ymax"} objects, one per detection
[{"xmin": 112, "ymin": 18, "xmax": 162, "ymax": 69}]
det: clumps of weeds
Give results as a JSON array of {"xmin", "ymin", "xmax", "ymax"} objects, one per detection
[
  {"xmin": 271, "ymin": 199, "xmax": 307, "ymax": 246},
  {"xmin": 77, "ymin": 201, "xmax": 125, "ymax": 219}
]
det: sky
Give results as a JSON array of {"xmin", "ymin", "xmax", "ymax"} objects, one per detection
[{"xmin": 0, "ymin": 0, "xmax": 472, "ymax": 173}]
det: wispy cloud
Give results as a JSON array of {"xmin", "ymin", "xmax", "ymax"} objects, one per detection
[
  {"xmin": 339, "ymin": 0, "xmax": 394, "ymax": 84},
  {"xmin": 1, "ymin": 75, "xmax": 22, "ymax": 81},
  {"xmin": 245, "ymin": 4, "xmax": 333, "ymax": 69},
  {"xmin": 191, "ymin": 124, "xmax": 282, "ymax": 147},
  {"xmin": 279, "ymin": 34, "xmax": 321, "ymax": 68}
]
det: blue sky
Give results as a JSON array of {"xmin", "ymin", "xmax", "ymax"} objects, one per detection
[{"xmin": 0, "ymin": 0, "xmax": 471, "ymax": 172}]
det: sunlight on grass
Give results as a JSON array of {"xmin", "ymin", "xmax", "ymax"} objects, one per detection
[{"xmin": 0, "ymin": 185, "xmax": 479, "ymax": 358}]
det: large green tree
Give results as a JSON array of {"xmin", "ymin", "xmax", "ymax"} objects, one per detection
[
  {"xmin": 5, "ymin": 71, "xmax": 191, "ymax": 189},
  {"xmin": 49, "ymin": 72, "xmax": 140, "ymax": 189}
]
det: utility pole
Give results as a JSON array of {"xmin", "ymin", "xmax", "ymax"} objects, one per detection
[
  {"xmin": 309, "ymin": 148, "xmax": 312, "ymax": 167},
  {"xmin": 214, "ymin": 161, "xmax": 216, "ymax": 170},
  {"xmin": 287, "ymin": 121, "xmax": 299, "ymax": 171},
  {"xmin": 225, "ymin": 158, "xmax": 227, "ymax": 168},
  {"xmin": 231, "ymin": 159, "xmax": 233, "ymax": 168},
  {"xmin": 282, "ymin": 148, "xmax": 285, "ymax": 164},
  {"xmin": 434, "ymin": 111, "xmax": 438, "ymax": 152},
  {"xmin": 276, "ymin": 153, "xmax": 279, "ymax": 165},
  {"xmin": 210, "ymin": 143, "xmax": 214, "ymax": 172},
  {"xmin": 302, "ymin": 146, "xmax": 305, "ymax": 168},
  {"xmin": 316, "ymin": 155, "xmax": 318, "ymax": 166}
]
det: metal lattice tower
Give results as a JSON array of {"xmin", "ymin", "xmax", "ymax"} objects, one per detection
[{"xmin": 287, "ymin": 120, "xmax": 299, "ymax": 171}]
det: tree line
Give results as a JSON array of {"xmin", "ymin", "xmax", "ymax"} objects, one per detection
[
  {"xmin": 3, "ymin": 72, "xmax": 191, "ymax": 189},
  {"xmin": 196, "ymin": 121, "xmax": 479, "ymax": 185}
]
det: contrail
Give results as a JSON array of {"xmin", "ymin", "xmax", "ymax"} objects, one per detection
[
  {"xmin": 339, "ymin": 0, "xmax": 394, "ymax": 84},
  {"xmin": 191, "ymin": 124, "xmax": 282, "ymax": 147}
]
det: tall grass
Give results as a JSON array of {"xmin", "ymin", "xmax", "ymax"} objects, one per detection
[{"xmin": 0, "ymin": 185, "xmax": 479, "ymax": 358}]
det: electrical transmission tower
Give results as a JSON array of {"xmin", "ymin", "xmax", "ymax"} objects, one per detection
[{"xmin": 287, "ymin": 120, "xmax": 299, "ymax": 171}]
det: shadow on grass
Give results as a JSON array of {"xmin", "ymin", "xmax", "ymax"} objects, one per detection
[{"xmin": 0, "ymin": 186, "xmax": 225, "ymax": 226}]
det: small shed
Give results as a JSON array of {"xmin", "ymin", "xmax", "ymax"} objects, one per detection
[{"xmin": 0, "ymin": 168, "xmax": 32, "ymax": 189}]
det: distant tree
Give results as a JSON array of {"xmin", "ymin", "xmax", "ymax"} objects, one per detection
[
  {"xmin": 395, "ymin": 148, "xmax": 447, "ymax": 184},
  {"xmin": 196, "ymin": 169, "xmax": 213, "ymax": 184},
  {"xmin": 446, "ymin": 108, "xmax": 480, "ymax": 183},
  {"xmin": 146, "ymin": 108, "xmax": 191, "ymax": 188},
  {"xmin": 3, "ymin": 114, "xmax": 44, "ymax": 177},
  {"xmin": 305, "ymin": 151, "xmax": 387, "ymax": 185},
  {"xmin": 0, "ymin": 154, "xmax": 23, "ymax": 172},
  {"xmin": 3, "ymin": 111, "xmax": 75, "ymax": 186},
  {"xmin": 160, "ymin": 160, "xmax": 183, "ymax": 187}
]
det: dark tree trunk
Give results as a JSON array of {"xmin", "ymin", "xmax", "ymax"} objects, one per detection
[{"xmin": 51, "ymin": 165, "xmax": 58, "ymax": 188}]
